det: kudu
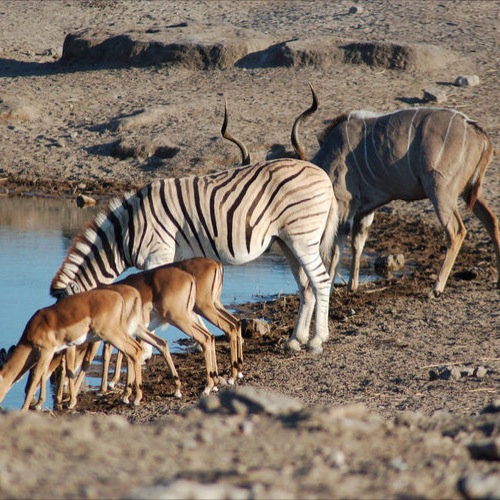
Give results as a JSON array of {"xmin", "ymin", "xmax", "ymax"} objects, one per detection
[
  {"xmin": 292, "ymin": 86, "xmax": 500, "ymax": 297},
  {"xmin": 0, "ymin": 288, "xmax": 145, "ymax": 411}
]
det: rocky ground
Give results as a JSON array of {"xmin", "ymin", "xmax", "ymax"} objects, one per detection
[{"xmin": 0, "ymin": 1, "xmax": 499, "ymax": 499}]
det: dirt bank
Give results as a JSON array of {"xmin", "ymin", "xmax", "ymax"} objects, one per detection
[{"xmin": 0, "ymin": 1, "xmax": 499, "ymax": 499}]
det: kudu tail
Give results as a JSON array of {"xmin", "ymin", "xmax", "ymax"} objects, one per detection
[{"xmin": 465, "ymin": 125, "xmax": 494, "ymax": 210}]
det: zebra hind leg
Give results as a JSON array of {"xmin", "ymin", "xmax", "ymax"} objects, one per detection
[{"xmin": 278, "ymin": 243, "xmax": 316, "ymax": 352}]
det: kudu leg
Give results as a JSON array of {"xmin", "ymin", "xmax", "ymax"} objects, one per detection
[
  {"xmin": 329, "ymin": 222, "xmax": 349, "ymax": 288},
  {"xmin": 433, "ymin": 207, "xmax": 467, "ymax": 296},
  {"xmin": 349, "ymin": 212, "xmax": 375, "ymax": 292},
  {"xmin": 472, "ymin": 196, "xmax": 500, "ymax": 288}
]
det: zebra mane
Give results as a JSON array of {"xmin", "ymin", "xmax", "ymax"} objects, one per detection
[{"xmin": 49, "ymin": 189, "xmax": 141, "ymax": 296}]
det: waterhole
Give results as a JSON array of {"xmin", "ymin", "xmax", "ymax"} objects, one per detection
[{"xmin": 0, "ymin": 196, "xmax": 371, "ymax": 410}]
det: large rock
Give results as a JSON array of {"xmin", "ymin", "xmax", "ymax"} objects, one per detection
[
  {"xmin": 61, "ymin": 21, "xmax": 274, "ymax": 69},
  {"xmin": 242, "ymin": 37, "xmax": 457, "ymax": 72},
  {"xmin": 61, "ymin": 23, "xmax": 458, "ymax": 73},
  {"xmin": 340, "ymin": 41, "xmax": 457, "ymax": 71}
]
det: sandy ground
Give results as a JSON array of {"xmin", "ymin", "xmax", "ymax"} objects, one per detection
[{"xmin": 0, "ymin": 1, "xmax": 499, "ymax": 499}]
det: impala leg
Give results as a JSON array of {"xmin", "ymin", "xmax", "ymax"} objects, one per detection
[
  {"xmin": 55, "ymin": 353, "xmax": 66, "ymax": 407},
  {"xmin": 432, "ymin": 206, "xmax": 467, "ymax": 296},
  {"xmin": 209, "ymin": 306, "xmax": 242, "ymax": 383},
  {"xmin": 100, "ymin": 342, "xmax": 113, "ymax": 392},
  {"xmin": 193, "ymin": 295, "xmax": 242, "ymax": 382},
  {"xmin": 348, "ymin": 212, "xmax": 375, "ymax": 292},
  {"xmin": 109, "ymin": 350, "xmax": 124, "ymax": 390},
  {"xmin": 65, "ymin": 345, "xmax": 78, "ymax": 409},
  {"xmin": 471, "ymin": 196, "xmax": 500, "ymax": 288},
  {"xmin": 28, "ymin": 351, "xmax": 63, "ymax": 410},
  {"xmin": 22, "ymin": 350, "xmax": 52, "ymax": 412},
  {"xmin": 74, "ymin": 341, "xmax": 101, "ymax": 395},
  {"xmin": 35, "ymin": 360, "xmax": 54, "ymax": 410},
  {"xmin": 110, "ymin": 335, "xmax": 143, "ymax": 405},
  {"xmin": 135, "ymin": 326, "xmax": 182, "ymax": 398},
  {"xmin": 174, "ymin": 316, "xmax": 218, "ymax": 394}
]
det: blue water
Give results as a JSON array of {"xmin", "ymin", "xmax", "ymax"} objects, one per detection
[{"xmin": 0, "ymin": 196, "xmax": 314, "ymax": 410}]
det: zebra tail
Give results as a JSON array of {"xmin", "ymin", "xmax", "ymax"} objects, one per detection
[{"xmin": 320, "ymin": 195, "xmax": 339, "ymax": 272}]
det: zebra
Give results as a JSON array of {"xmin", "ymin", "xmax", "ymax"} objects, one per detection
[
  {"xmin": 50, "ymin": 159, "xmax": 338, "ymax": 354},
  {"xmin": 291, "ymin": 87, "xmax": 500, "ymax": 297}
]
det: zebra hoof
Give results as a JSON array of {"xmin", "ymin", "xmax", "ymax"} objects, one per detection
[
  {"xmin": 286, "ymin": 339, "xmax": 302, "ymax": 352},
  {"xmin": 306, "ymin": 341, "xmax": 324, "ymax": 355}
]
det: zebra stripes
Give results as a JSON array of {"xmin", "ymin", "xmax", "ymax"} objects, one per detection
[{"xmin": 51, "ymin": 159, "xmax": 338, "ymax": 352}]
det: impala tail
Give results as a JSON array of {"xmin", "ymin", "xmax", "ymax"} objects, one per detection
[{"xmin": 0, "ymin": 343, "xmax": 37, "ymax": 404}]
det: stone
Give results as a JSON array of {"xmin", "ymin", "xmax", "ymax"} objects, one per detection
[
  {"xmin": 467, "ymin": 438, "xmax": 500, "ymax": 461},
  {"xmin": 454, "ymin": 75, "xmax": 480, "ymax": 87},
  {"xmin": 127, "ymin": 480, "xmax": 251, "ymax": 500},
  {"xmin": 76, "ymin": 194, "xmax": 97, "ymax": 208},
  {"xmin": 423, "ymin": 87, "xmax": 447, "ymax": 103},
  {"xmin": 240, "ymin": 318, "xmax": 270, "ymax": 339},
  {"xmin": 374, "ymin": 254, "xmax": 405, "ymax": 272},
  {"xmin": 219, "ymin": 385, "xmax": 303, "ymax": 416},
  {"xmin": 473, "ymin": 366, "xmax": 488, "ymax": 378},
  {"xmin": 481, "ymin": 400, "xmax": 500, "ymax": 414},
  {"xmin": 459, "ymin": 473, "xmax": 500, "ymax": 500}
]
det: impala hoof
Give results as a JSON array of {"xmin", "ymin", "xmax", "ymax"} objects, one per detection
[
  {"xmin": 237, "ymin": 372, "xmax": 244, "ymax": 380},
  {"xmin": 174, "ymin": 390, "xmax": 182, "ymax": 399}
]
